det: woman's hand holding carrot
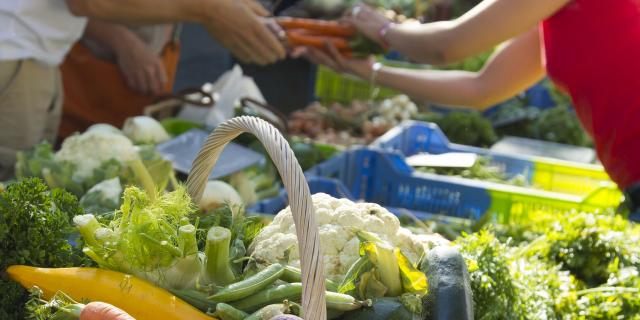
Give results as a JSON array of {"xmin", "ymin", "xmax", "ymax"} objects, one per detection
[{"xmin": 291, "ymin": 43, "xmax": 375, "ymax": 79}]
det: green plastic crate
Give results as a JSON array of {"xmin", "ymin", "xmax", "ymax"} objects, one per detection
[{"xmin": 314, "ymin": 66, "xmax": 400, "ymax": 103}]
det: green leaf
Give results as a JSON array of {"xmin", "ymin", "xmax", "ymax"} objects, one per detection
[{"xmin": 339, "ymin": 256, "xmax": 373, "ymax": 295}]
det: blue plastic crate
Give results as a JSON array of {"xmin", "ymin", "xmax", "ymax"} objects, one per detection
[
  {"xmin": 248, "ymin": 175, "xmax": 435, "ymax": 220},
  {"xmin": 372, "ymin": 120, "xmax": 616, "ymax": 197},
  {"xmin": 250, "ymin": 148, "xmax": 620, "ymax": 223}
]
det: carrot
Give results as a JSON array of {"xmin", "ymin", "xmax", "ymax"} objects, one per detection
[
  {"xmin": 286, "ymin": 30, "xmax": 351, "ymax": 51},
  {"xmin": 80, "ymin": 302, "xmax": 136, "ymax": 320},
  {"xmin": 276, "ymin": 17, "xmax": 357, "ymax": 37}
]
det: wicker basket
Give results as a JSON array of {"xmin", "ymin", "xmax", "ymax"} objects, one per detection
[{"xmin": 186, "ymin": 116, "xmax": 327, "ymax": 320}]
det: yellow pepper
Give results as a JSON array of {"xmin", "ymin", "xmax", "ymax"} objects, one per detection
[{"xmin": 7, "ymin": 265, "xmax": 214, "ymax": 320}]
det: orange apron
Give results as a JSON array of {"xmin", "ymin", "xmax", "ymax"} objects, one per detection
[{"xmin": 59, "ymin": 40, "xmax": 180, "ymax": 138}]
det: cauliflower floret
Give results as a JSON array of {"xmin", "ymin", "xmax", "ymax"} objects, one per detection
[
  {"xmin": 249, "ymin": 193, "xmax": 441, "ymax": 282},
  {"xmin": 54, "ymin": 130, "xmax": 139, "ymax": 180},
  {"xmin": 122, "ymin": 116, "xmax": 171, "ymax": 145}
]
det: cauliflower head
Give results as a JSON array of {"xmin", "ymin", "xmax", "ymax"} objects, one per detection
[
  {"xmin": 249, "ymin": 193, "xmax": 446, "ymax": 282},
  {"xmin": 54, "ymin": 130, "xmax": 139, "ymax": 180}
]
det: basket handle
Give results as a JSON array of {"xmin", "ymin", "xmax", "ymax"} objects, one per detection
[{"xmin": 186, "ymin": 116, "xmax": 327, "ymax": 320}]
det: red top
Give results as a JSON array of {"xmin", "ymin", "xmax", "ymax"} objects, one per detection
[{"xmin": 541, "ymin": 0, "xmax": 640, "ymax": 189}]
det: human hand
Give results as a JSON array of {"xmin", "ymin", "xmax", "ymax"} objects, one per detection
[
  {"xmin": 343, "ymin": 3, "xmax": 393, "ymax": 46},
  {"xmin": 114, "ymin": 34, "xmax": 168, "ymax": 96},
  {"xmin": 291, "ymin": 43, "xmax": 375, "ymax": 80},
  {"xmin": 203, "ymin": 0, "xmax": 286, "ymax": 65}
]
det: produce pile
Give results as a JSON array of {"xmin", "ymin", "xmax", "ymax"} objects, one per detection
[
  {"xmin": 3, "ymin": 175, "xmax": 469, "ymax": 319},
  {"xmin": 3, "ymin": 167, "xmax": 640, "ymax": 320},
  {"xmin": 289, "ymin": 95, "xmax": 418, "ymax": 145}
]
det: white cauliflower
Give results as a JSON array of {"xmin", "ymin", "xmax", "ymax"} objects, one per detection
[
  {"xmin": 122, "ymin": 116, "xmax": 171, "ymax": 145},
  {"xmin": 249, "ymin": 193, "xmax": 447, "ymax": 282},
  {"xmin": 54, "ymin": 130, "xmax": 139, "ymax": 180}
]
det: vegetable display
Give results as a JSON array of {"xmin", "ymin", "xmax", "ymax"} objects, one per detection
[
  {"xmin": 289, "ymin": 95, "xmax": 418, "ymax": 146},
  {"xmin": 15, "ymin": 121, "xmax": 175, "ymax": 211}
]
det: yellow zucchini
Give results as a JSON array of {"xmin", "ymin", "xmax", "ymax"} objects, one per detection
[{"xmin": 7, "ymin": 265, "xmax": 214, "ymax": 320}]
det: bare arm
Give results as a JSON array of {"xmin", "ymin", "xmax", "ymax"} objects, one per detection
[
  {"xmin": 299, "ymin": 28, "xmax": 545, "ymax": 110},
  {"xmin": 82, "ymin": 20, "xmax": 169, "ymax": 95},
  {"xmin": 349, "ymin": 0, "xmax": 570, "ymax": 64},
  {"xmin": 66, "ymin": 0, "xmax": 210, "ymax": 24},
  {"xmin": 376, "ymin": 29, "xmax": 545, "ymax": 109},
  {"xmin": 66, "ymin": 0, "xmax": 286, "ymax": 65}
]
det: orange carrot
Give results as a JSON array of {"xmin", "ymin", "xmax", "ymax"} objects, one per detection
[
  {"xmin": 80, "ymin": 302, "xmax": 136, "ymax": 320},
  {"xmin": 286, "ymin": 30, "xmax": 351, "ymax": 51},
  {"xmin": 276, "ymin": 17, "xmax": 357, "ymax": 37}
]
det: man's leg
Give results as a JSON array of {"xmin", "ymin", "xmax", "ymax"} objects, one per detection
[{"xmin": 0, "ymin": 59, "xmax": 60, "ymax": 181}]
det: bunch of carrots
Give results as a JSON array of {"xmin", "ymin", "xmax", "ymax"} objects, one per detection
[{"xmin": 276, "ymin": 17, "xmax": 360, "ymax": 58}]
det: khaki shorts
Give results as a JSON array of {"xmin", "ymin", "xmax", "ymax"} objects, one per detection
[{"xmin": 0, "ymin": 60, "xmax": 62, "ymax": 180}]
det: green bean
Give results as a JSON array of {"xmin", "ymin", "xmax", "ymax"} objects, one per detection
[
  {"xmin": 214, "ymin": 303, "xmax": 249, "ymax": 320},
  {"xmin": 169, "ymin": 288, "xmax": 217, "ymax": 313},
  {"xmin": 281, "ymin": 265, "xmax": 339, "ymax": 291},
  {"xmin": 231, "ymin": 283, "xmax": 303, "ymax": 313},
  {"xmin": 231, "ymin": 282, "xmax": 370, "ymax": 313},
  {"xmin": 209, "ymin": 264, "xmax": 285, "ymax": 302}
]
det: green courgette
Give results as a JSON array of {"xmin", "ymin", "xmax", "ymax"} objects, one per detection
[{"xmin": 420, "ymin": 246, "xmax": 474, "ymax": 320}]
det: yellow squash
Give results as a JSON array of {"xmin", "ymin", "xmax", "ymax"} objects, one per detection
[{"xmin": 7, "ymin": 265, "xmax": 214, "ymax": 320}]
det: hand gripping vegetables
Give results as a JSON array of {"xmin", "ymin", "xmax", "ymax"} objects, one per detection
[
  {"xmin": 276, "ymin": 17, "xmax": 385, "ymax": 58},
  {"xmin": 7, "ymin": 266, "xmax": 211, "ymax": 320}
]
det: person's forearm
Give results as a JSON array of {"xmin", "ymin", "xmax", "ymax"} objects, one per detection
[
  {"xmin": 384, "ymin": 21, "xmax": 457, "ymax": 65},
  {"xmin": 66, "ymin": 0, "xmax": 212, "ymax": 24},
  {"xmin": 380, "ymin": 0, "xmax": 569, "ymax": 65},
  {"xmin": 82, "ymin": 20, "xmax": 138, "ymax": 56},
  {"xmin": 373, "ymin": 67, "xmax": 491, "ymax": 109}
]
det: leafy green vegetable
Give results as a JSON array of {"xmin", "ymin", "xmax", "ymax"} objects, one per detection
[
  {"xmin": 291, "ymin": 139, "xmax": 340, "ymax": 171},
  {"xmin": 456, "ymin": 230, "xmax": 526, "ymax": 319},
  {"xmin": 76, "ymin": 186, "xmax": 204, "ymax": 290},
  {"xmin": 528, "ymin": 105, "xmax": 593, "ymax": 147},
  {"xmin": 420, "ymin": 111, "xmax": 498, "ymax": 148},
  {"xmin": 25, "ymin": 287, "xmax": 85, "ymax": 320},
  {"xmin": 456, "ymin": 209, "xmax": 640, "ymax": 320},
  {"xmin": 0, "ymin": 178, "xmax": 90, "ymax": 319},
  {"xmin": 160, "ymin": 118, "xmax": 205, "ymax": 137}
]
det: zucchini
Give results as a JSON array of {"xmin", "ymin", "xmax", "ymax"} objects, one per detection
[{"xmin": 420, "ymin": 246, "xmax": 474, "ymax": 320}]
